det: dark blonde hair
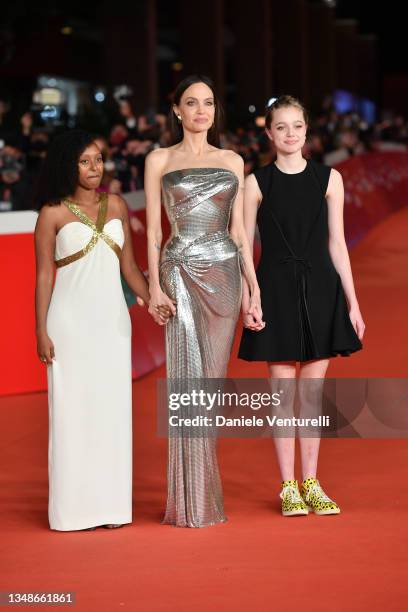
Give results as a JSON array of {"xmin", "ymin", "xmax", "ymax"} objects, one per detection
[{"xmin": 265, "ymin": 95, "xmax": 309, "ymax": 129}]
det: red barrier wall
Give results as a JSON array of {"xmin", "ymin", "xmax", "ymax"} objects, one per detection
[
  {"xmin": 1, "ymin": 233, "xmax": 45, "ymax": 394},
  {"xmin": 339, "ymin": 152, "xmax": 408, "ymax": 247}
]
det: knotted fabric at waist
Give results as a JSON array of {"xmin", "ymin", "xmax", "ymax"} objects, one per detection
[
  {"xmin": 160, "ymin": 230, "xmax": 239, "ymax": 287},
  {"xmin": 280, "ymin": 254, "xmax": 312, "ymax": 272}
]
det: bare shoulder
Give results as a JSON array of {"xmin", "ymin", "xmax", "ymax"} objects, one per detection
[
  {"xmin": 145, "ymin": 147, "xmax": 172, "ymax": 182},
  {"xmin": 145, "ymin": 147, "xmax": 170, "ymax": 168},
  {"xmin": 244, "ymin": 172, "xmax": 262, "ymax": 205},
  {"xmin": 245, "ymin": 173, "xmax": 258, "ymax": 188},
  {"xmin": 220, "ymin": 148, "xmax": 243, "ymax": 170},
  {"xmin": 36, "ymin": 203, "xmax": 62, "ymax": 230},
  {"xmin": 38, "ymin": 203, "xmax": 62, "ymax": 218},
  {"xmin": 108, "ymin": 193, "xmax": 129, "ymax": 219},
  {"xmin": 329, "ymin": 167, "xmax": 342, "ymax": 182},
  {"xmin": 327, "ymin": 167, "xmax": 343, "ymax": 197}
]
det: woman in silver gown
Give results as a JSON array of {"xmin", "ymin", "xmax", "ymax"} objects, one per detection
[{"xmin": 145, "ymin": 75, "xmax": 264, "ymax": 527}]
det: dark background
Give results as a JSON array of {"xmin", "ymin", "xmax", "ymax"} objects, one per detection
[{"xmin": 1, "ymin": 0, "xmax": 406, "ymax": 126}]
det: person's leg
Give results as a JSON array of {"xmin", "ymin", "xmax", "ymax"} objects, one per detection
[
  {"xmin": 268, "ymin": 361, "xmax": 297, "ymax": 481},
  {"xmin": 298, "ymin": 359, "xmax": 340, "ymax": 514},
  {"xmin": 269, "ymin": 361, "xmax": 309, "ymax": 516},
  {"xmin": 298, "ymin": 359, "xmax": 329, "ymax": 480}
]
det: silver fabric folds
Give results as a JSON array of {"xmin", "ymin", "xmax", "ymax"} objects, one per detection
[{"xmin": 160, "ymin": 168, "xmax": 242, "ymax": 527}]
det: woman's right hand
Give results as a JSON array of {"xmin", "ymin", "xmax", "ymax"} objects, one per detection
[
  {"xmin": 242, "ymin": 292, "xmax": 265, "ymax": 332},
  {"xmin": 37, "ymin": 332, "xmax": 55, "ymax": 365},
  {"xmin": 148, "ymin": 286, "xmax": 177, "ymax": 326}
]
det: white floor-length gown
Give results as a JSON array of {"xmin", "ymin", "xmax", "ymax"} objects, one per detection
[{"xmin": 46, "ymin": 193, "xmax": 132, "ymax": 531}]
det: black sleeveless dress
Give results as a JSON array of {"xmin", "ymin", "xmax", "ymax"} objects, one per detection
[{"xmin": 238, "ymin": 159, "xmax": 362, "ymax": 362}]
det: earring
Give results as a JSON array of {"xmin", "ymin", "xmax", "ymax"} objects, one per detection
[{"xmin": 177, "ymin": 115, "xmax": 182, "ymax": 122}]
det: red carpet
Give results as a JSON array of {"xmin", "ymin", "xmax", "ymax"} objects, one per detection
[{"xmin": 1, "ymin": 208, "xmax": 408, "ymax": 611}]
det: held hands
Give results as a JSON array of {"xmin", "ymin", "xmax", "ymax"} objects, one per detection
[
  {"xmin": 242, "ymin": 292, "xmax": 266, "ymax": 332},
  {"xmin": 37, "ymin": 332, "xmax": 55, "ymax": 365},
  {"xmin": 349, "ymin": 306, "xmax": 365, "ymax": 340},
  {"xmin": 148, "ymin": 286, "xmax": 177, "ymax": 326}
]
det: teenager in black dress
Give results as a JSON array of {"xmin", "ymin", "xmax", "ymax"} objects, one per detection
[{"xmin": 239, "ymin": 96, "xmax": 365, "ymax": 516}]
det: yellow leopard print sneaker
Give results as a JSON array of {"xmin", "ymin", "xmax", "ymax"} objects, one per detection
[
  {"xmin": 301, "ymin": 478, "xmax": 340, "ymax": 515},
  {"xmin": 279, "ymin": 479, "xmax": 309, "ymax": 516}
]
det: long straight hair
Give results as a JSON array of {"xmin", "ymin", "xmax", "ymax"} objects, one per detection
[{"xmin": 169, "ymin": 74, "xmax": 223, "ymax": 146}]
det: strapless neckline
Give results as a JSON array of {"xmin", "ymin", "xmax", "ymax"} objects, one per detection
[
  {"xmin": 161, "ymin": 167, "xmax": 239, "ymax": 182},
  {"xmin": 56, "ymin": 218, "xmax": 122, "ymax": 238}
]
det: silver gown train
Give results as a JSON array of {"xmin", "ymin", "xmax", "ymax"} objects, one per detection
[{"xmin": 160, "ymin": 167, "xmax": 242, "ymax": 527}]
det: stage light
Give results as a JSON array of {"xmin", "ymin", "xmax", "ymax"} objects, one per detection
[
  {"xmin": 95, "ymin": 91, "xmax": 105, "ymax": 103},
  {"xmin": 172, "ymin": 62, "xmax": 183, "ymax": 71},
  {"xmin": 61, "ymin": 26, "xmax": 73, "ymax": 35},
  {"xmin": 33, "ymin": 88, "xmax": 63, "ymax": 106},
  {"xmin": 248, "ymin": 105, "xmax": 256, "ymax": 113},
  {"xmin": 40, "ymin": 105, "xmax": 58, "ymax": 120},
  {"xmin": 113, "ymin": 85, "xmax": 133, "ymax": 101}
]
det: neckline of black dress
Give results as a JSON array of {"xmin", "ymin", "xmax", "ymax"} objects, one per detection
[{"xmin": 273, "ymin": 160, "xmax": 309, "ymax": 176}]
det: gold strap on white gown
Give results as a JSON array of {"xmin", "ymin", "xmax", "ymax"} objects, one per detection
[{"xmin": 56, "ymin": 193, "xmax": 121, "ymax": 268}]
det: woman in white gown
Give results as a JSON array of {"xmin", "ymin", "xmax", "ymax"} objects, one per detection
[{"xmin": 34, "ymin": 130, "xmax": 169, "ymax": 531}]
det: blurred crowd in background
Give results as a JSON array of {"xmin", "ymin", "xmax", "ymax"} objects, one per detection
[{"xmin": 1, "ymin": 94, "xmax": 407, "ymax": 212}]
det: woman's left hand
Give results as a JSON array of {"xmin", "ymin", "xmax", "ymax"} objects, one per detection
[
  {"xmin": 243, "ymin": 292, "xmax": 265, "ymax": 332},
  {"xmin": 349, "ymin": 306, "xmax": 365, "ymax": 340},
  {"xmin": 137, "ymin": 295, "xmax": 172, "ymax": 320}
]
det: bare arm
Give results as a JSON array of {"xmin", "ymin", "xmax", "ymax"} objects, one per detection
[
  {"xmin": 229, "ymin": 154, "xmax": 264, "ymax": 330},
  {"xmin": 241, "ymin": 173, "xmax": 264, "ymax": 329},
  {"xmin": 113, "ymin": 194, "xmax": 171, "ymax": 324},
  {"xmin": 327, "ymin": 168, "xmax": 365, "ymax": 339},
  {"xmin": 34, "ymin": 206, "xmax": 57, "ymax": 364},
  {"xmin": 115, "ymin": 195, "xmax": 150, "ymax": 304},
  {"xmin": 144, "ymin": 150, "xmax": 176, "ymax": 322}
]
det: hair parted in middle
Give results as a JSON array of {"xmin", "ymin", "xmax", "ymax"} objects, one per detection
[{"xmin": 169, "ymin": 74, "xmax": 223, "ymax": 146}]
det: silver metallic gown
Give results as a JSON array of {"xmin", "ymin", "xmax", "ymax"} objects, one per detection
[{"xmin": 160, "ymin": 167, "xmax": 242, "ymax": 527}]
